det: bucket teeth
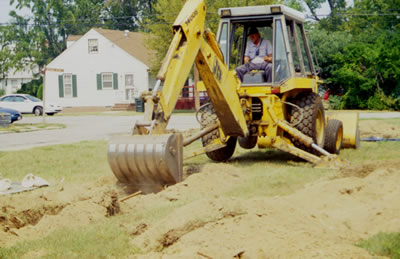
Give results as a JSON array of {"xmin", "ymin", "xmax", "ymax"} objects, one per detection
[{"xmin": 108, "ymin": 133, "xmax": 183, "ymax": 191}]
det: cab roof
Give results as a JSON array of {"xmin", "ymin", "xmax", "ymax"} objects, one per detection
[{"xmin": 218, "ymin": 4, "xmax": 305, "ymax": 23}]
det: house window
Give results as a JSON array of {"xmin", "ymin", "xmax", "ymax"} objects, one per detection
[
  {"xmin": 102, "ymin": 73, "xmax": 113, "ymax": 89},
  {"xmin": 125, "ymin": 74, "xmax": 134, "ymax": 88},
  {"xmin": 63, "ymin": 74, "xmax": 73, "ymax": 97},
  {"xmin": 88, "ymin": 39, "xmax": 98, "ymax": 53}
]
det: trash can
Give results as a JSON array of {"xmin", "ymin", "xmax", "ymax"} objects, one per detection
[
  {"xmin": 135, "ymin": 98, "xmax": 144, "ymax": 112},
  {"xmin": 0, "ymin": 112, "xmax": 11, "ymax": 127}
]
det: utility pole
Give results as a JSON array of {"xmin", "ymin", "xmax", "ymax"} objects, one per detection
[
  {"xmin": 43, "ymin": 67, "xmax": 64, "ymax": 123},
  {"xmin": 194, "ymin": 66, "xmax": 200, "ymax": 111},
  {"xmin": 41, "ymin": 66, "xmax": 47, "ymax": 123}
]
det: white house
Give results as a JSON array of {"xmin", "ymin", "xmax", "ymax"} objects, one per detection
[
  {"xmin": 0, "ymin": 65, "xmax": 39, "ymax": 95},
  {"xmin": 45, "ymin": 28, "xmax": 155, "ymax": 107}
]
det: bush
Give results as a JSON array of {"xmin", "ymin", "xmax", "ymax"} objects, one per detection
[
  {"xmin": 328, "ymin": 95, "xmax": 344, "ymax": 110},
  {"xmin": 366, "ymin": 90, "xmax": 400, "ymax": 110},
  {"xmin": 0, "ymin": 88, "xmax": 5, "ymax": 96},
  {"xmin": 327, "ymin": 31, "xmax": 400, "ymax": 110},
  {"xmin": 17, "ymin": 78, "xmax": 42, "ymax": 98}
]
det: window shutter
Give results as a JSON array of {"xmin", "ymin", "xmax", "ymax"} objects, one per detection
[
  {"xmin": 113, "ymin": 73, "xmax": 118, "ymax": 89},
  {"xmin": 58, "ymin": 75, "xmax": 64, "ymax": 98},
  {"xmin": 97, "ymin": 74, "xmax": 102, "ymax": 90},
  {"xmin": 72, "ymin": 74, "xmax": 77, "ymax": 97}
]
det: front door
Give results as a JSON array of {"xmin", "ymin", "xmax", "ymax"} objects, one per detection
[{"xmin": 124, "ymin": 74, "xmax": 138, "ymax": 102}]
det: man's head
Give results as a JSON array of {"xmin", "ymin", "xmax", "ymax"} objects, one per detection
[{"xmin": 248, "ymin": 27, "xmax": 260, "ymax": 44}]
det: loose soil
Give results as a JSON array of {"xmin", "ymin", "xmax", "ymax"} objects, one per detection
[{"xmin": 0, "ymin": 120, "xmax": 399, "ymax": 257}]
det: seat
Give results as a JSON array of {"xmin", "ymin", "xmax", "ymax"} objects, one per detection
[{"xmin": 242, "ymin": 70, "xmax": 266, "ymax": 84}]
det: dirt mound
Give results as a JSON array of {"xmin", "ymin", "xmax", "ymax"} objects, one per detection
[
  {"xmin": 336, "ymin": 159, "xmax": 400, "ymax": 178},
  {"xmin": 1, "ymin": 160, "xmax": 399, "ymax": 257},
  {"xmin": 132, "ymin": 198, "xmax": 247, "ymax": 253},
  {"xmin": 127, "ymin": 161, "xmax": 400, "ymax": 258}
]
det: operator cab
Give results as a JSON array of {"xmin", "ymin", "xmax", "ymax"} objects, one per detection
[{"xmin": 217, "ymin": 5, "xmax": 315, "ymax": 86}]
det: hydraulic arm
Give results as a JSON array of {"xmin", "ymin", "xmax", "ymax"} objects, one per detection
[
  {"xmin": 142, "ymin": 0, "xmax": 248, "ymax": 137},
  {"xmin": 108, "ymin": 0, "xmax": 248, "ymax": 191}
]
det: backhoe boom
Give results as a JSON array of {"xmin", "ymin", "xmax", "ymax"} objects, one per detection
[{"xmin": 150, "ymin": 0, "xmax": 248, "ymax": 137}]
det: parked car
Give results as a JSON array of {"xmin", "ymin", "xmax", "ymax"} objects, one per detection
[
  {"xmin": 0, "ymin": 94, "xmax": 62, "ymax": 116},
  {"xmin": 0, "ymin": 107, "xmax": 22, "ymax": 123}
]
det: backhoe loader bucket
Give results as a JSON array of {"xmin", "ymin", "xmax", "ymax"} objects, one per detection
[
  {"xmin": 327, "ymin": 112, "xmax": 360, "ymax": 149},
  {"xmin": 107, "ymin": 133, "xmax": 183, "ymax": 191}
]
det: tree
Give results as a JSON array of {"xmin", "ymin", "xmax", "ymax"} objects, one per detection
[
  {"xmin": 103, "ymin": 0, "xmax": 156, "ymax": 31},
  {"xmin": 346, "ymin": 0, "xmax": 400, "ymax": 37},
  {"xmin": 17, "ymin": 78, "xmax": 43, "ymax": 98},
  {"xmin": 0, "ymin": 26, "xmax": 15, "ymax": 81},
  {"xmin": 308, "ymin": 27, "xmax": 352, "ymax": 81},
  {"xmin": 304, "ymin": 0, "xmax": 325, "ymax": 21},
  {"xmin": 7, "ymin": 0, "xmax": 105, "ymax": 71},
  {"xmin": 329, "ymin": 32, "xmax": 400, "ymax": 110}
]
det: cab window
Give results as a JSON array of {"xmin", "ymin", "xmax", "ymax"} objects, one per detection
[
  {"xmin": 274, "ymin": 19, "xmax": 290, "ymax": 83},
  {"xmin": 229, "ymin": 23, "xmax": 244, "ymax": 70},
  {"xmin": 296, "ymin": 23, "xmax": 312, "ymax": 73},
  {"xmin": 287, "ymin": 21, "xmax": 301, "ymax": 74},
  {"xmin": 218, "ymin": 22, "xmax": 229, "ymax": 64}
]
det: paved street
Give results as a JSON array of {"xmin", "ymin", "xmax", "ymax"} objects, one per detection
[
  {"xmin": 0, "ymin": 111, "xmax": 399, "ymax": 151},
  {"xmin": 359, "ymin": 112, "xmax": 400, "ymax": 119},
  {"xmin": 0, "ymin": 114, "xmax": 199, "ymax": 151}
]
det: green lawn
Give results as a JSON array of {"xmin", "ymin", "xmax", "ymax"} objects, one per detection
[
  {"xmin": 357, "ymin": 232, "xmax": 400, "ymax": 259},
  {"xmin": 0, "ymin": 123, "xmax": 65, "ymax": 133},
  {"xmin": 0, "ymin": 141, "xmax": 109, "ymax": 183}
]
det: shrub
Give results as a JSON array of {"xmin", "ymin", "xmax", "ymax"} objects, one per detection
[{"xmin": 328, "ymin": 95, "xmax": 344, "ymax": 110}]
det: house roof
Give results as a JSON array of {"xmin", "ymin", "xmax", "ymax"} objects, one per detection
[
  {"xmin": 67, "ymin": 35, "xmax": 83, "ymax": 41},
  {"xmin": 93, "ymin": 28, "xmax": 155, "ymax": 68}
]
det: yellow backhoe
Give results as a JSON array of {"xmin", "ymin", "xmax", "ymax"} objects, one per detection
[{"xmin": 108, "ymin": 0, "xmax": 360, "ymax": 192}]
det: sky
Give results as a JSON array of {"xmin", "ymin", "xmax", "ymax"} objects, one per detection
[
  {"xmin": 0, "ymin": 0, "xmax": 354, "ymax": 24},
  {"xmin": 0, "ymin": 0, "xmax": 31, "ymax": 23}
]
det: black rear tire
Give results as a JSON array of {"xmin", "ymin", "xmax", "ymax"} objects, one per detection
[
  {"xmin": 238, "ymin": 135, "xmax": 257, "ymax": 149},
  {"xmin": 205, "ymin": 136, "xmax": 237, "ymax": 162},
  {"xmin": 289, "ymin": 92, "xmax": 326, "ymax": 154},
  {"xmin": 34, "ymin": 107, "xmax": 43, "ymax": 116},
  {"xmin": 200, "ymin": 104, "xmax": 236, "ymax": 162},
  {"xmin": 324, "ymin": 119, "xmax": 343, "ymax": 154}
]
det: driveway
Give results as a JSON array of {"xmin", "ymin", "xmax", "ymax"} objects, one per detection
[
  {"xmin": 0, "ymin": 111, "xmax": 399, "ymax": 151},
  {"xmin": 0, "ymin": 114, "xmax": 200, "ymax": 151}
]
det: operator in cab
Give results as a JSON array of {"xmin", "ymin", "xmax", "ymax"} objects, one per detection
[{"xmin": 235, "ymin": 27, "xmax": 272, "ymax": 83}]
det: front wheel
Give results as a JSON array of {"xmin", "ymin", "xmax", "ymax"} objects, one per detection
[
  {"xmin": 34, "ymin": 107, "xmax": 43, "ymax": 116},
  {"xmin": 324, "ymin": 119, "xmax": 343, "ymax": 154}
]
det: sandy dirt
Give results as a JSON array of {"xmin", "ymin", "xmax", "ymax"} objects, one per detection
[
  {"xmin": 359, "ymin": 119, "xmax": 400, "ymax": 138},
  {"xmin": 1, "ymin": 120, "xmax": 400, "ymax": 257}
]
